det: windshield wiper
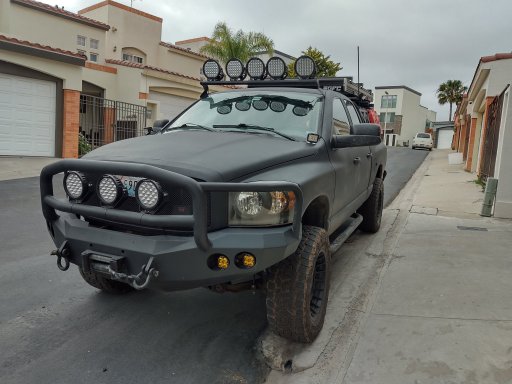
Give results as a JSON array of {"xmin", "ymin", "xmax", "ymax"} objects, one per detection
[
  {"xmin": 213, "ymin": 123, "xmax": 295, "ymax": 141},
  {"xmin": 165, "ymin": 123, "xmax": 215, "ymax": 132}
]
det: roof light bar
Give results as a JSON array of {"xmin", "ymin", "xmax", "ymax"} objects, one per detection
[
  {"xmin": 226, "ymin": 58, "xmax": 246, "ymax": 81},
  {"xmin": 266, "ymin": 57, "xmax": 287, "ymax": 80},
  {"xmin": 203, "ymin": 59, "xmax": 224, "ymax": 81},
  {"xmin": 246, "ymin": 57, "xmax": 266, "ymax": 80},
  {"xmin": 294, "ymin": 55, "xmax": 316, "ymax": 79}
]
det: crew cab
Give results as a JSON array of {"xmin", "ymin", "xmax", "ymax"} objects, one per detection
[{"xmin": 40, "ymin": 56, "xmax": 387, "ymax": 343}]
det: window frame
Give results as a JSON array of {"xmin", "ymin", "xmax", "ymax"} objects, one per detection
[
  {"xmin": 344, "ymin": 100, "xmax": 362, "ymax": 126},
  {"xmin": 380, "ymin": 94, "xmax": 397, "ymax": 109},
  {"xmin": 90, "ymin": 38, "xmax": 99, "ymax": 50},
  {"xmin": 77, "ymin": 35, "xmax": 86, "ymax": 47},
  {"xmin": 89, "ymin": 53, "xmax": 99, "ymax": 62},
  {"xmin": 332, "ymin": 98, "xmax": 351, "ymax": 136}
]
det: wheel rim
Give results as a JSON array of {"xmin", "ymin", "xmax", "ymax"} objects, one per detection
[{"xmin": 310, "ymin": 252, "xmax": 327, "ymax": 321}]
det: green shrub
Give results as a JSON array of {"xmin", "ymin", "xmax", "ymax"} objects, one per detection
[{"xmin": 78, "ymin": 132, "xmax": 92, "ymax": 157}]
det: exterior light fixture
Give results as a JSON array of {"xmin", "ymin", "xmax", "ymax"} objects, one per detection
[
  {"xmin": 246, "ymin": 57, "xmax": 266, "ymax": 80},
  {"xmin": 225, "ymin": 58, "xmax": 246, "ymax": 80},
  {"xmin": 294, "ymin": 55, "xmax": 316, "ymax": 79},
  {"xmin": 203, "ymin": 59, "xmax": 224, "ymax": 81},
  {"xmin": 266, "ymin": 57, "xmax": 287, "ymax": 80}
]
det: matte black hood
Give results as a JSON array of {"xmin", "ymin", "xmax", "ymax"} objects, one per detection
[{"xmin": 83, "ymin": 131, "xmax": 319, "ymax": 181}]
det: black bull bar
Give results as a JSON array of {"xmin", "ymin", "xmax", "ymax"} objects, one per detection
[{"xmin": 40, "ymin": 159, "xmax": 303, "ymax": 251}]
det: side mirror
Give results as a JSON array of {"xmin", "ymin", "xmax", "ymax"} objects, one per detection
[
  {"xmin": 147, "ymin": 119, "xmax": 170, "ymax": 135},
  {"xmin": 332, "ymin": 135, "xmax": 381, "ymax": 148},
  {"xmin": 352, "ymin": 123, "xmax": 381, "ymax": 137}
]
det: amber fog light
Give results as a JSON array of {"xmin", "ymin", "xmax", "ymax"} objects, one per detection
[
  {"xmin": 208, "ymin": 254, "xmax": 230, "ymax": 270},
  {"xmin": 235, "ymin": 253, "xmax": 256, "ymax": 269}
]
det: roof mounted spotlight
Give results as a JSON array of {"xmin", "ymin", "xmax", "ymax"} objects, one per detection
[
  {"xmin": 246, "ymin": 57, "xmax": 266, "ymax": 80},
  {"xmin": 203, "ymin": 59, "xmax": 224, "ymax": 81},
  {"xmin": 266, "ymin": 57, "xmax": 287, "ymax": 80},
  {"xmin": 294, "ymin": 55, "xmax": 316, "ymax": 79},
  {"xmin": 225, "ymin": 58, "xmax": 246, "ymax": 81}
]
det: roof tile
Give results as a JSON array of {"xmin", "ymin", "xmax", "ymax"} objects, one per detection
[
  {"xmin": 12, "ymin": 0, "xmax": 110, "ymax": 30},
  {"xmin": 0, "ymin": 34, "xmax": 86, "ymax": 60}
]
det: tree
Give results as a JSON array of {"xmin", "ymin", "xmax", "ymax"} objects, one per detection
[
  {"xmin": 200, "ymin": 22, "xmax": 274, "ymax": 64},
  {"xmin": 288, "ymin": 47, "xmax": 342, "ymax": 78},
  {"xmin": 437, "ymin": 80, "xmax": 467, "ymax": 121}
]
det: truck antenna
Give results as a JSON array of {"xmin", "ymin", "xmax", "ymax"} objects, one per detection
[{"xmin": 357, "ymin": 46, "xmax": 360, "ymax": 98}]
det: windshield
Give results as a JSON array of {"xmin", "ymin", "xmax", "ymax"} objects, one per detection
[
  {"xmin": 417, "ymin": 133, "xmax": 431, "ymax": 138},
  {"xmin": 165, "ymin": 91, "xmax": 323, "ymax": 141}
]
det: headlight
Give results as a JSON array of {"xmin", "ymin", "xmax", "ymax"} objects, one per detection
[
  {"xmin": 97, "ymin": 175, "xmax": 123, "ymax": 205},
  {"xmin": 135, "ymin": 179, "xmax": 162, "ymax": 211},
  {"xmin": 229, "ymin": 191, "xmax": 296, "ymax": 226},
  {"xmin": 63, "ymin": 171, "xmax": 87, "ymax": 200}
]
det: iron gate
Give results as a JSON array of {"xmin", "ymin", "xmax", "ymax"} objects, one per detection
[
  {"xmin": 79, "ymin": 94, "xmax": 147, "ymax": 151},
  {"xmin": 479, "ymin": 90, "xmax": 505, "ymax": 180}
]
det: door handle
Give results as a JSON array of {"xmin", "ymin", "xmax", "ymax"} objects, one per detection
[{"xmin": 353, "ymin": 157, "xmax": 361, "ymax": 164}]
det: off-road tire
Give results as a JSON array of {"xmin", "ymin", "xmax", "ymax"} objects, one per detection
[
  {"xmin": 266, "ymin": 225, "xmax": 330, "ymax": 343},
  {"xmin": 79, "ymin": 267, "xmax": 134, "ymax": 294},
  {"xmin": 358, "ymin": 177, "xmax": 384, "ymax": 233}
]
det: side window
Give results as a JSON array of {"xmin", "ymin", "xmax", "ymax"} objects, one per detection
[
  {"xmin": 332, "ymin": 99, "xmax": 350, "ymax": 136},
  {"xmin": 345, "ymin": 101, "xmax": 361, "ymax": 125}
]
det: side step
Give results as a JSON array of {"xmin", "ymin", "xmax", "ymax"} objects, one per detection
[{"xmin": 329, "ymin": 213, "xmax": 363, "ymax": 254}]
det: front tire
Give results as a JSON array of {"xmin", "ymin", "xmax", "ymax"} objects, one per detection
[
  {"xmin": 79, "ymin": 267, "xmax": 134, "ymax": 294},
  {"xmin": 358, "ymin": 177, "xmax": 384, "ymax": 233},
  {"xmin": 266, "ymin": 226, "xmax": 331, "ymax": 343}
]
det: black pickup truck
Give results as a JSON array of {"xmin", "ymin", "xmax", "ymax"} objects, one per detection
[{"xmin": 40, "ymin": 56, "xmax": 386, "ymax": 343}]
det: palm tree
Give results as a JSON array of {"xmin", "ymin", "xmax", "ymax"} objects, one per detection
[
  {"xmin": 437, "ymin": 80, "xmax": 467, "ymax": 121},
  {"xmin": 199, "ymin": 22, "xmax": 274, "ymax": 64}
]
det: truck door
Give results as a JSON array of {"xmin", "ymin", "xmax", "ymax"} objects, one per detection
[
  {"xmin": 344, "ymin": 100, "xmax": 372, "ymax": 194},
  {"xmin": 328, "ymin": 98, "xmax": 361, "ymax": 221}
]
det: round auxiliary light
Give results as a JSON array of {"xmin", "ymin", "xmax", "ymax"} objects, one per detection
[
  {"xmin": 236, "ymin": 191, "xmax": 263, "ymax": 216},
  {"xmin": 203, "ymin": 59, "xmax": 224, "ymax": 81},
  {"xmin": 64, "ymin": 171, "xmax": 86, "ymax": 200},
  {"xmin": 294, "ymin": 55, "xmax": 316, "ymax": 79},
  {"xmin": 246, "ymin": 57, "xmax": 266, "ymax": 80},
  {"xmin": 135, "ymin": 179, "xmax": 162, "ymax": 211},
  {"xmin": 225, "ymin": 58, "xmax": 245, "ymax": 80},
  {"xmin": 266, "ymin": 57, "xmax": 287, "ymax": 80},
  {"xmin": 235, "ymin": 100, "xmax": 251, "ymax": 111},
  {"xmin": 97, "ymin": 175, "xmax": 123, "ymax": 205},
  {"xmin": 270, "ymin": 101, "xmax": 286, "ymax": 113}
]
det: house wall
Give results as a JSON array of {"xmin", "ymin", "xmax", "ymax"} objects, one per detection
[
  {"xmin": 80, "ymin": 3, "xmax": 162, "ymax": 66},
  {"xmin": 494, "ymin": 86, "xmax": 512, "ymax": 218},
  {"xmin": 9, "ymin": 2, "xmax": 107, "ymax": 63},
  {"xmin": 374, "ymin": 87, "xmax": 435, "ymax": 146}
]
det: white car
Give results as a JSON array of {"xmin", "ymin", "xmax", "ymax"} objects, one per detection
[{"xmin": 412, "ymin": 132, "xmax": 433, "ymax": 150}]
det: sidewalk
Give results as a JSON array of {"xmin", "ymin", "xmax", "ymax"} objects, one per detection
[
  {"xmin": 266, "ymin": 149, "xmax": 512, "ymax": 384},
  {"xmin": 0, "ymin": 156, "xmax": 58, "ymax": 181},
  {"xmin": 344, "ymin": 149, "xmax": 512, "ymax": 383}
]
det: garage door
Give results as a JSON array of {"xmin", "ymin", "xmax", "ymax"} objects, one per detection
[
  {"xmin": 0, "ymin": 73, "xmax": 56, "ymax": 156},
  {"xmin": 437, "ymin": 129, "xmax": 454, "ymax": 149},
  {"xmin": 149, "ymin": 91, "xmax": 195, "ymax": 121}
]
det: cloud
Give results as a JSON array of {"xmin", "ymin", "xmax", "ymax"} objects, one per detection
[{"xmin": 62, "ymin": 0, "xmax": 512, "ymax": 120}]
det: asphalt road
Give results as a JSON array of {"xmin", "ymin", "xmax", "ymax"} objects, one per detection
[
  {"xmin": 0, "ymin": 147, "xmax": 428, "ymax": 384},
  {"xmin": 383, "ymin": 146, "xmax": 429, "ymax": 207}
]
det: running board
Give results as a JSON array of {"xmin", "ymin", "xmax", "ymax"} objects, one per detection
[{"xmin": 329, "ymin": 213, "xmax": 363, "ymax": 254}]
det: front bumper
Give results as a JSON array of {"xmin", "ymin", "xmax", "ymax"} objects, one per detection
[{"xmin": 41, "ymin": 159, "xmax": 303, "ymax": 290}]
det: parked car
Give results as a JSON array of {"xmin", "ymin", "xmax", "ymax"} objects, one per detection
[
  {"xmin": 40, "ymin": 56, "xmax": 387, "ymax": 343},
  {"xmin": 412, "ymin": 132, "xmax": 433, "ymax": 150}
]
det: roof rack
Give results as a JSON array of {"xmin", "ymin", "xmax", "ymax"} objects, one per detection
[{"xmin": 201, "ymin": 77, "xmax": 374, "ymax": 108}]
